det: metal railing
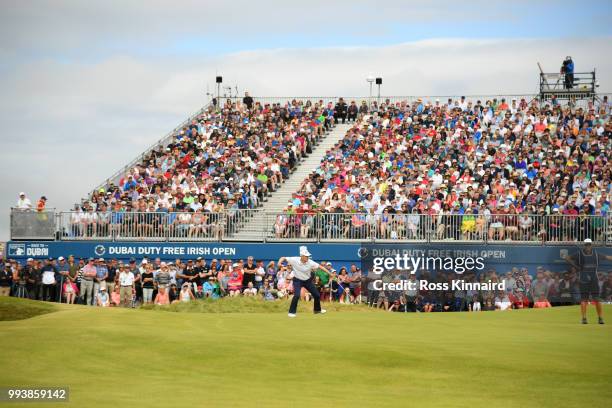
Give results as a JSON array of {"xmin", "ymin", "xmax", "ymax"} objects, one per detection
[
  {"xmin": 13, "ymin": 209, "xmax": 609, "ymax": 245},
  {"xmin": 224, "ymin": 94, "xmax": 611, "ymax": 108},
  {"xmin": 540, "ymin": 71, "xmax": 596, "ymax": 94},
  {"xmin": 217, "ymin": 95, "xmax": 542, "ymax": 110},
  {"xmin": 10, "ymin": 208, "xmax": 57, "ymax": 240},
  {"xmin": 56, "ymin": 211, "xmax": 224, "ymax": 242}
]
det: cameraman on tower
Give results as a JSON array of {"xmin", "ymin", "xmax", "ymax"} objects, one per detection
[{"xmin": 561, "ymin": 56, "xmax": 574, "ymax": 89}]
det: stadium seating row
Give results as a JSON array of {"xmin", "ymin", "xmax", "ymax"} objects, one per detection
[
  {"xmin": 285, "ymin": 96, "xmax": 611, "ymax": 242},
  {"xmin": 12, "ymin": 96, "xmax": 611, "ymax": 243}
]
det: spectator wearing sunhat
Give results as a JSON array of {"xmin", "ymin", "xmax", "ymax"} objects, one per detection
[
  {"xmin": 278, "ymin": 246, "xmax": 332, "ymax": 317},
  {"xmin": 94, "ymin": 258, "xmax": 108, "ymax": 299},
  {"xmin": 96, "ymin": 285, "xmax": 110, "ymax": 307}
]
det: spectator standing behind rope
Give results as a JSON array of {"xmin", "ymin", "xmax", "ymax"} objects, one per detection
[
  {"xmin": 80, "ymin": 258, "xmax": 97, "ymax": 305},
  {"xmin": 94, "ymin": 258, "xmax": 108, "ymax": 300},
  {"xmin": 118, "ymin": 265, "xmax": 135, "ymax": 307},
  {"xmin": 40, "ymin": 257, "xmax": 57, "ymax": 302},
  {"xmin": 0, "ymin": 263, "xmax": 12, "ymax": 296}
]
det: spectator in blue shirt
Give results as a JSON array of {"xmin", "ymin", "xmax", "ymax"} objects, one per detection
[
  {"xmin": 94, "ymin": 259, "xmax": 108, "ymax": 296},
  {"xmin": 123, "ymin": 175, "xmax": 137, "ymax": 191}
]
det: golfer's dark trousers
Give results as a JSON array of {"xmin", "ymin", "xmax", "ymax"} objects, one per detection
[{"xmin": 289, "ymin": 277, "xmax": 321, "ymax": 314}]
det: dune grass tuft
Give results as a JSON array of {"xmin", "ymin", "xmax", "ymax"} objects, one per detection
[{"xmin": 141, "ymin": 296, "xmax": 375, "ymax": 314}]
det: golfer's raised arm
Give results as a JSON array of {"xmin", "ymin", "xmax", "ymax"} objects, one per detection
[{"xmin": 317, "ymin": 263, "xmax": 332, "ymax": 276}]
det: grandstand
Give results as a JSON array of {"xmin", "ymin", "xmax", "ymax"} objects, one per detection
[
  {"xmin": 9, "ymin": 93, "xmax": 611, "ymax": 245},
  {"xmin": 4, "ymin": 91, "xmax": 612, "ymax": 317}
]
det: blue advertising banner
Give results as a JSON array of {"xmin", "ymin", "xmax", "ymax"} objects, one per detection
[
  {"xmin": 359, "ymin": 243, "xmax": 612, "ymax": 275},
  {"xmin": 5, "ymin": 241, "xmax": 360, "ymax": 263},
  {"xmin": 6, "ymin": 241, "xmax": 611, "ymax": 276}
]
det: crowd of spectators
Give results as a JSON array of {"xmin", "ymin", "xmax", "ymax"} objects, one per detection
[
  {"xmin": 1, "ymin": 255, "xmax": 611, "ymax": 312},
  {"xmin": 12, "ymin": 95, "xmax": 612, "ymax": 243},
  {"xmin": 369, "ymin": 266, "xmax": 612, "ymax": 312},
  {"xmin": 0, "ymin": 255, "xmax": 361, "ymax": 307},
  {"xmin": 59, "ymin": 97, "xmax": 337, "ymax": 239},
  {"xmin": 281, "ymin": 96, "xmax": 611, "ymax": 242}
]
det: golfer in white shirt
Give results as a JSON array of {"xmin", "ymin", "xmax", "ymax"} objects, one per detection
[{"xmin": 278, "ymin": 246, "xmax": 332, "ymax": 317}]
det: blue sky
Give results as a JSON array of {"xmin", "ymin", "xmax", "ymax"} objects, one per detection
[
  {"xmin": 0, "ymin": 0, "xmax": 611, "ymax": 241},
  {"xmin": 3, "ymin": 0, "xmax": 611, "ymax": 60}
]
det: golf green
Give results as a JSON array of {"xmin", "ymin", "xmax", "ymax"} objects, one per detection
[{"xmin": 1, "ymin": 298, "xmax": 610, "ymax": 407}]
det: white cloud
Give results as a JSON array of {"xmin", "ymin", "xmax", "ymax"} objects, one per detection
[
  {"xmin": 0, "ymin": 36, "xmax": 611, "ymax": 240},
  {"xmin": 0, "ymin": 0, "xmax": 527, "ymax": 56}
]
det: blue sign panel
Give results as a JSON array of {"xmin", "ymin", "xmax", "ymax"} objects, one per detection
[
  {"xmin": 6, "ymin": 241, "xmax": 360, "ymax": 263},
  {"xmin": 6, "ymin": 241, "xmax": 610, "ymax": 277}
]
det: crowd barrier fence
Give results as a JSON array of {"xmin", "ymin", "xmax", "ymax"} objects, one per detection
[{"xmin": 11, "ymin": 209, "xmax": 612, "ymax": 245}]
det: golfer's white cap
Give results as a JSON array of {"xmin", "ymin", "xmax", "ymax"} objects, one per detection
[
  {"xmin": 584, "ymin": 238, "xmax": 593, "ymax": 244},
  {"xmin": 141, "ymin": 259, "xmax": 148, "ymax": 264},
  {"xmin": 299, "ymin": 246, "xmax": 311, "ymax": 257}
]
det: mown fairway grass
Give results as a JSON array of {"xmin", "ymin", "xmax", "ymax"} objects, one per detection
[{"xmin": 0, "ymin": 297, "xmax": 610, "ymax": 408}]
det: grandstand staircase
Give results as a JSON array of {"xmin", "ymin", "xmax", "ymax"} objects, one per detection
[{"xmin": 227, "ymin": 123, "xmax": 353, "ymax": 241}]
